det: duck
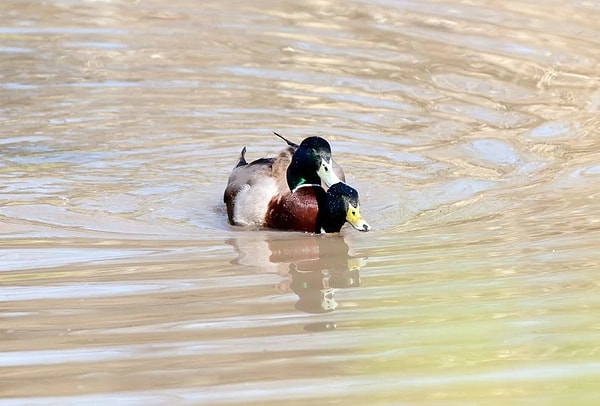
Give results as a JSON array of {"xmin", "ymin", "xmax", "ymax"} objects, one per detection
[{"xmin": 224, "ymin": 134, "xmax": 370, "ymax": 233}]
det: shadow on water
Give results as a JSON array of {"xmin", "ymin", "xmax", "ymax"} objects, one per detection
[{"xmin": 227, "ymin": 233, "xmax": 365, "ymax": 316}]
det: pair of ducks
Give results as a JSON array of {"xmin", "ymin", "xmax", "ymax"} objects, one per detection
[{"xmin": 224, "ymin": 133, "xmax": 370, "ymax": 234}]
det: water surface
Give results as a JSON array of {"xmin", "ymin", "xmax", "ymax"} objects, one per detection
[{"xmin": 1, "ymin": 0, "xmax": 600, "ymax": 404}]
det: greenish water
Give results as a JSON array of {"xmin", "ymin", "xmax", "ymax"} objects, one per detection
[{"xmin": 1, "ymin": 0, "xmax": 599, "ymax": 404}]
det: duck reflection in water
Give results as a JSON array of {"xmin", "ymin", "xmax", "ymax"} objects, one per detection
[{"xmin": 228, "ymin": 233, "xmax": 366, "ymax": 314}]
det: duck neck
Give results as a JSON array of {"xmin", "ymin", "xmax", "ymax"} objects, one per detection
[
  {"xmin": 315, "ymin": 190, "xmax": 346, "ymax": 233},
  {"xmin": 287, "ymin": 157, "xmax": 321, "ymax": 192}
]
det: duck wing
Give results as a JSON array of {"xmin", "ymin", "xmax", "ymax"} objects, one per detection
[{"xmin": 273, "ymin": 131, "xmax": 299, "ymax": 148}]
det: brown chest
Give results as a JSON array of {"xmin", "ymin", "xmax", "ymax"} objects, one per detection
[{"xmin": 265, "ymin": 187, "xmax": 324, "ymax": 233}]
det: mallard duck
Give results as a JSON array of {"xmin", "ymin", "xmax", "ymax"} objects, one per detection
[{"xmin": 224, "ymin": 134, "xmax": 370, "ymax": 233}]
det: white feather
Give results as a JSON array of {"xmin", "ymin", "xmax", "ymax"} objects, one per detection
[{"xmin": 233, "ymin": 178, "xmax": 279, "ymax": 226}]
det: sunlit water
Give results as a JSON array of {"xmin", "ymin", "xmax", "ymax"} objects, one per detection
[{"xmin": 1, "ymin": 0, "xmax": 600, "ymax": 404}]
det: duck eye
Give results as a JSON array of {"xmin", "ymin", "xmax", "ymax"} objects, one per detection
[{"xmin": 352, "ymin": 211, "xmax": 356, "ymax": 216}]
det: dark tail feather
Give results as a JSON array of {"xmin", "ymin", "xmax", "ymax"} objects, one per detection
[
  {"xmin": 234, "ymin": 146, "xmax": 247, "ymax": 168},
  {"xmin": 273, "ymin": 131, "xmax": 299, "ymax": 148}
]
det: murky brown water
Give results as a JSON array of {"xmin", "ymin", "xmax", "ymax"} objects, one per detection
[{"xmin": 2, "ymin": 0, "xmax": 600, "ymax": 404}]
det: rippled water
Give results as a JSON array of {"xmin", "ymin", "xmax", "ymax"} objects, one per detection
[{"xmin": 2, "ymin": 0, "xmax": 600, "ymax": 404}]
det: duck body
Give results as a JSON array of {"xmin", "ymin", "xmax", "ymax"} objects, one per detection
[
  {"xmin": 224, "ymin": 135, "xmax": 370, "ymax": 233},
  {"xmin": 224, "ymin": 145, "xmax": 292, "ymax": 227}
]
